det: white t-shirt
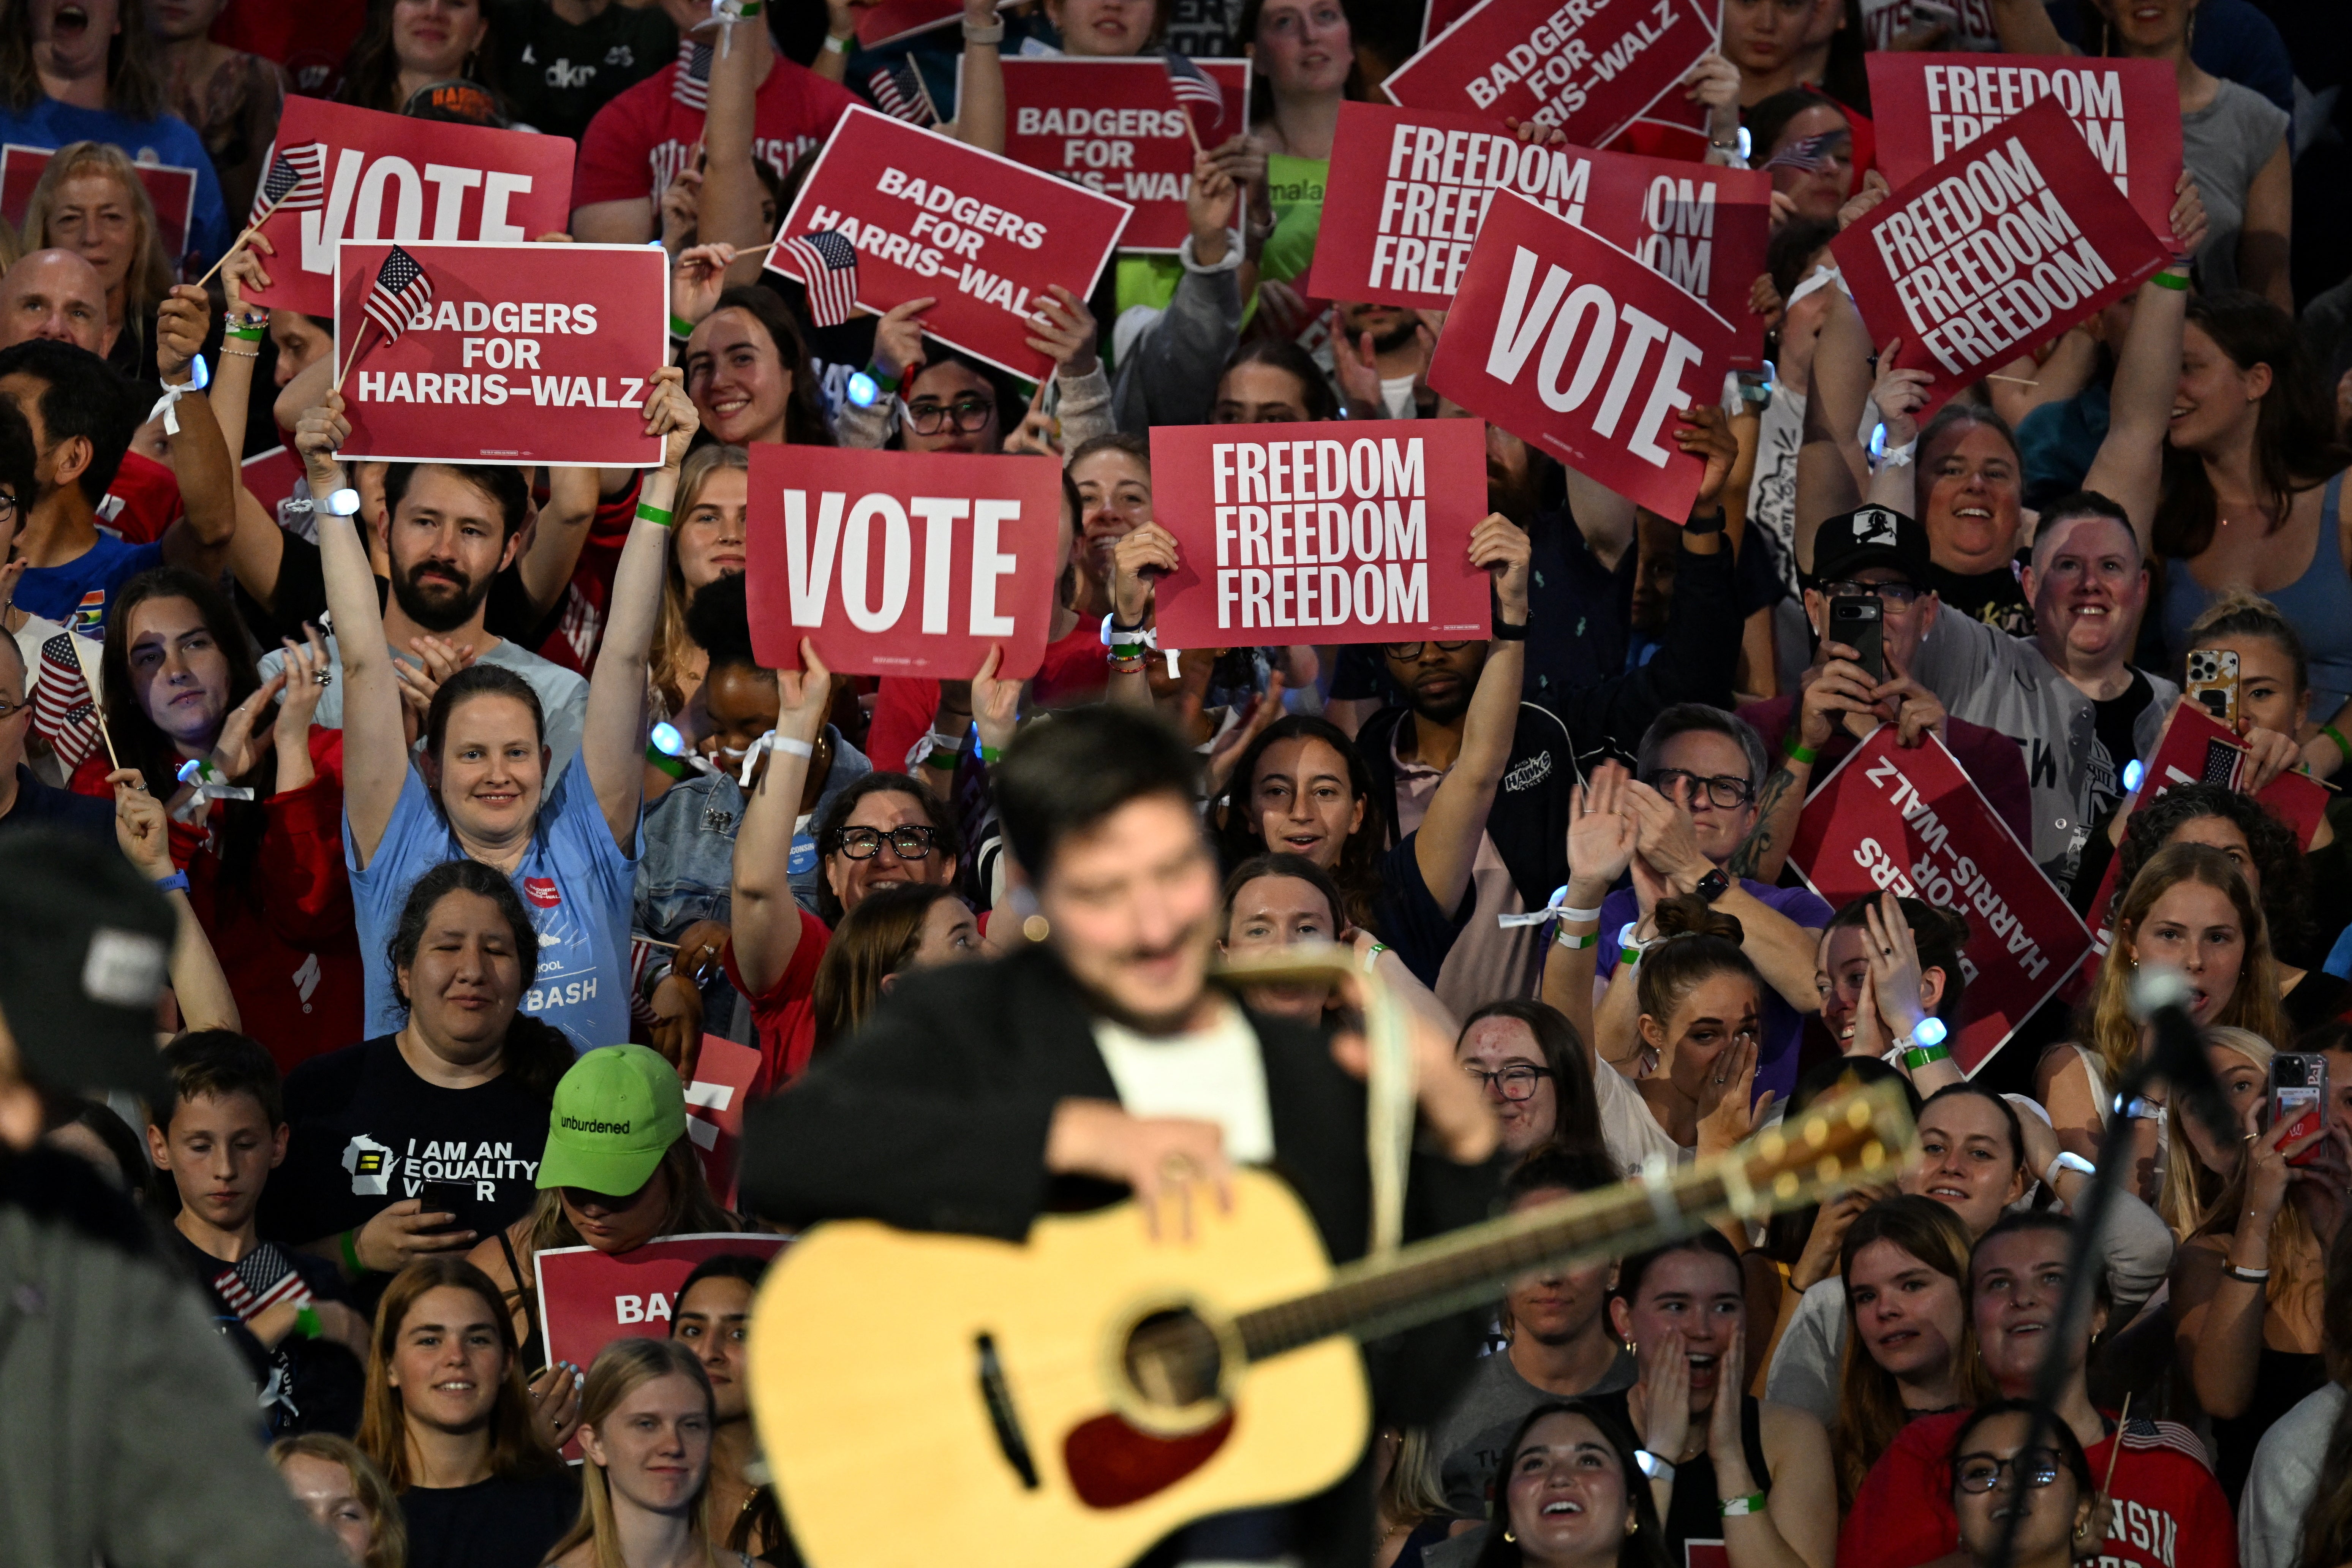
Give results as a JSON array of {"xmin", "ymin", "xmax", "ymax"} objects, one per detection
[
  {"xmin": 1093, "ymin": 1003, "xmax": 1275, "ymax": 1165},
  {"xmin": 1589, "ymin": 1053, "xmax": 1686, "ymax": 1177}
]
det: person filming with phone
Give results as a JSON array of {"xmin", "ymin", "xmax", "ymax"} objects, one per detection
[{"xmin": 1730, "ymin": 506, "xmax": 2034, "ymax": 886}]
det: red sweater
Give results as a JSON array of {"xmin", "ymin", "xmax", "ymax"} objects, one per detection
[
  {"xmin": 866, "ymin": 618, "xmax": 1111, "ymax": 775},
  {"xmin": 724, "ymin": 909, "xmax": 831, "ymax": 1097},
  {"xmin": 1839, "ymin": 1408, "xmax": 2237, "ymax": 1568},
  {"xmin": 76, "ymin": 727, "xmax": 364, "ymax": 1074}
]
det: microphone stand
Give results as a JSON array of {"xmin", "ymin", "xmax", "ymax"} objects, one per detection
[{"xmin": 1985, "ymin": 971, "xmax": 2235, "ymax": 1568}]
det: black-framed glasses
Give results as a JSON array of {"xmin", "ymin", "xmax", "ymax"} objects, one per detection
[
  {"xmin": 1821, "ymin": 579, "xmax": 1923, "ymax": 607},
  {"xmin": 832, "ymin": 824, "xmax": 940, "ymax": 861},
  {"xmin": 0, "ymin": 491, "xmax": 16, "ymax": 521},
  {"xmin": 1383, "ymin": 640, "xmax": 1473, "ymax": 661},
  {"xmin": 1954, "ymin": 1450, "xmax": 2064, "ymax": 1494},
  {"xmin": 1647, "ymin": 769, "xmax": 1755, "ymax": 809},
  {"xmin": 1461, "ymin": 1064, "xmax": 1549, "ymax": 1102},
  {"xmin": 0, "ymin": 694, "xmax": 28, "ymax": 722},
  {"xmin": 902, "ymin": 396, "xmax": 996, "ymax": 435}
]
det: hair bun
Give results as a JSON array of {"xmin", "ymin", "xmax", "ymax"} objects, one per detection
[
  {"xmin": 1652, "ymin": 892, "xmax": 1745, "ymax": 946},
  {"xmin": 1900, "ymin": 896, "xmax": 1971, "ymax": 953}
]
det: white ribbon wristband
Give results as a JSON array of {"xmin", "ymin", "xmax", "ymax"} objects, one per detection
[
  {"xmin": 737, "ymin": 730, "xmax": 814, "ymax": 786},
  {"xmin": 1497, "ymin": 884, "xmax": 1606, "ymax": 929}
]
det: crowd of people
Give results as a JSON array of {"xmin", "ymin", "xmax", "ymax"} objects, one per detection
[{"xmin": 3, "ymin": 0, "xmax": 2352, "ymax": 1566}]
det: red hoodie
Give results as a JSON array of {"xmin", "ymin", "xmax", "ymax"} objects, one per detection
[
  {"xmin": 76, "ymin": 726, "xmax": 365, "ymax": 1074},
  {"xmin": 1839, "ymin": 1407, "xmax": 2237, "ymax": 1568}
]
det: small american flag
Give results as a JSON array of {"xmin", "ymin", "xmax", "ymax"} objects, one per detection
[
  {"xmin": 249, "ymin": 142, "xmax": 326, "ymax": 224},
  {"xmin": 778, "ymin": 230, "xmax": 859, "ymax": 328},
  {"xmin": 30, "ymin": 632, "xmax": 100, "ymax": 770},
  {"xmin": 673, "ymin": 40, "xmax": 713, "ymax": 111},
  {"xmin": 1764, "ymin": 131, "xmax": 1845, "ymax": 173},
  {"xmin": 868, "ymin": 60, "xmax": 937, "ymax": 126},
  {"xmin": 361, "ymin": 246, "xmax": 433, "ymax": 346},
  {"xmin": 212, "ymin": 1243, "xmax": 315, "ymax": 1323},
  {"xmin": 1163, "ymin": 53, "xmax": 1226, "ymax": 138}
]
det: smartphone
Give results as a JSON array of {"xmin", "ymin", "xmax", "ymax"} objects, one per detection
[
  {"xmin": 2186, "ymin": 648, "xmax": 2240, "ymax": 730},
  {"xmin": 2266, "ymin": 1053, "xmax": 2330, "ymax": 1167},
  {"xmin": 416, "ymin": 1179, "xmax": 471, "ymax": 1230},
  {"xmin": 1828, "ymin": 596, "xmax": 1885, "ymax": 684}
]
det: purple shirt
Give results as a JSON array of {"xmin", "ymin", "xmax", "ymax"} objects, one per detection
[{"xmin": 1594, "ymin": 880, "xmax": 1832, "ymax": 1105}]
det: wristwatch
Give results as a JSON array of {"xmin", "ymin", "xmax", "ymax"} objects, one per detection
[{"xmin": 1694, "ymin": 868, "xmax": 1731, "ymax": 904}]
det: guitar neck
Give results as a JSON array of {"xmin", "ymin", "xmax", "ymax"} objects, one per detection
[{"xmin": 1233, "ymin": 1162, "xmax": 1737, "ymax": 1363}]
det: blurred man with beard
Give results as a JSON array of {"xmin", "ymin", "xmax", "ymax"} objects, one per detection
[
  {"xmin": 1333, "ymin": 300, "xmax": 1433, "ymax": 419},
  {"xmin": 256, "ymin": 462, "xmax": 591, "ymax": 779}
]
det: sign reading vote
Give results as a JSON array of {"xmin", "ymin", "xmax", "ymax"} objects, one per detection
[
  {"xmin": 243, "ymin": 96, "xmax": 575, "ymax": 321},
  {"xmin": 1869, "ymin": 54, "xmax": 2181, "ymax": 243},
  {"xmin": 774, "ymin": 106, "xmax": 1131, "ymax": 380},
  {"xmin": 1385, "ymin": 0, "xmax": 1716, "ymax": 150},
  {"xmin": 1307, "ymin": 102, "xmax": 1768, "ymax": 354},
  {"xmin": 989, "ymin": 58, "xmax": 1251, "ymax": 253},
  {"xmin": 334, "ymin": 241, "xmax": 667, "ymax": 467},
  {"xmin": 1427, "ymin": 190, "xmax": 1737, "ymax": 520},
  {"xmin": 1148, "ymin": 420, "xmax": 1490, "ymax": 646},
  {"xmin": 745, "ymin": 445, "xmax": 1063, "ymax": 680},
  {"xmin": 1830, "ymin": 98, "xmax": 2169, "ymax": 416},
  {"xmin": 1787, "ymin": 728, "xmax": 2093, "ymax": 1075}
]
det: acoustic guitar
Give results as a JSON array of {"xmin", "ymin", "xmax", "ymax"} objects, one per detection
[{"xmin": 748, "ymin": 1078, "xmax": 1913, "ymax": 1568}]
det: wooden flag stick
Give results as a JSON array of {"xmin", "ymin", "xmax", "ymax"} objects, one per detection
[
  {"xmin": 191, "ymin": 185, "xmax": 296, "ymax": 290},
  {"xmin": 65, "ymin": 634, "xmax": 122, "ymax": 773},
  {"xmin": 332, "ymin": 317, "xmax": 376, "ymax": 395}
]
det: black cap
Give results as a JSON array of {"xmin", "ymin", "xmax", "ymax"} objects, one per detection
[
  {"xmin": 1811, "ymin": 504, "xmax": 1932, "ymax": 588},
  {"xmin": 402, "ymin": 79, "xmax": 508, "ymax": 128},
  {"xmin": 0, "ymin": 828, "xmax": 175, "ymax": 1100}
]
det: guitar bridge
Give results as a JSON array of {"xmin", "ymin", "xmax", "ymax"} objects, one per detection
[{"xmin": 974, "ymin": 1333, "xmax": 1040, "ymax": 1490}]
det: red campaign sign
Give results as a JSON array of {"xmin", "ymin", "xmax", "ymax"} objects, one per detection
[
  {"xmin": 1829, "ymin": 96, "xmax": 2168, "ymax": 419},
  {"xmin": 684, "ymin": 1035, "xmax": 762, "ymax": 1211},
  {"xmin": 334, "ymin": 241, "xmax": 667, "ymax": 468},
  {"xmin": 536, "ymin": 1232, "xmax": 789, "ymax": 1452},
  {"xmin": 243, "ymin": 95, "xmax": 577, "ymax": 321},
  {"xmin": 988, "ymin": 58, "xmax": 1252, "ymax": 253},
  {"xmin": 1425, "ymin": 190, "xmax": 1738, "ymax": 520},
  {"xmin": 1305, "ymin": 101, "xmax": 1768, "ymax": 360},
  {"xmin": 0, "ymin": 144, "xmax": 198, "ymax": 257},
  {"xmin": 745, "ymin": 444, "xmax": 1064, "ymax": 680},
  {"xmin": 1869, "ymin": 54, "xmax": 2181, "ymax": 244},
  {"xmin": 1788, "ymin": 728, "xmax": 2093, "ymax": 1075},
  {"xmin": 2079, "ymin": 702, "xmax": 2330, "ymax": 951},
  {"xmin": 1385, "ymin": 0, "xmax": 1716, "ymax": 153},
  {"xmin": 1146, "ymin": 419, "xmax": 1491, "ymax": 648},
  {"xmin": 772, "ymin": 106, "xmax": 1131, "ymax": 381}
]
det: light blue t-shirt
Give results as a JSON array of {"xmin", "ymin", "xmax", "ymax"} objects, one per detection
[
  {"xmin": 0, "ymin": 99, "xmax": 232, "ymax": 263},
  {"xmin": 351, "ymin": 758, "xmax": 638, "ymax": 1054}
]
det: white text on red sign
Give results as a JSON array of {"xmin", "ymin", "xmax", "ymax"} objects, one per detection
[
  {"xmin": 1856, "ymin": 752, "xmax": 2053, "ymax": 981},
  {"xmin": 1460, "ymin": 0, "xmax": 1688, "ymax": 127},
  {"xmin": 804, "ymin": 167, "xmax": 1047, "ymax": 319},
  {"xmin": 1207, "ymin": 438, "xmax": 1430, "ymax": 632},
  {"xmin": 1922, "ymin": 64, "xmax": 2131, "ymax": 188},
  {"xmin": 781, "ymin": 491, "xmax": 1027, "ymax": 639}
]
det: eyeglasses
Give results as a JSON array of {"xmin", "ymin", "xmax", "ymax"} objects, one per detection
[
  {"xmin": 1383, "ymin": 641, "xmax": 1473, "ymax": 661},
  {"xmin": 1461, "ymin": 1064, "xmax": 1549, "ymax": 1102},
  {"xmin": 1821, "ymin": 579, "xmax": 1923, "ymax": 607},
  {"xmin": 0, "ymin": 694, "xmax": 28, "ymax": 722},
  {"xmin": 1647, "ymin": 769, "xmax": 1755, "ymax": 809},
  {"xmin": 832, "ymin": 824, "xmax": 941, "ymax": 861},
  {"xmin": 1954, "ymin": 1450, "xmax": 2064, "ymax": 1494},
  {"xmin": 0, "ymin": 492, "xmax": 16, "ymax": 520},
  {"xmin": 902, "ymin": 396, "xmax": 996, "ymax": 435}
]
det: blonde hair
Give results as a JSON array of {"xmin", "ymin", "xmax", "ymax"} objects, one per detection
[
  {"xmin": 650, "ymin": 444, "xmax": 751, "ymax": 718},
  {"xmin": 270, "ymin": 1433, "xmax": 408, "ymax": 1568},
  {"xmin": 2159, "ymin": 1027, "xmax": 2275, "ymax": 1242},
  {"xmin": 23, "ymin": 141, "xmax": 177, "ymax": 329},
  {"xmin": 2086, "ymin": 843, "xmax": 2285, "ymax": 1089},
  {"xmin": 541, "ymin": 1339, "xmax": 726, "ymax": 1568},
  {"xmin": 1373, "ymin": 1427, "xmax": 1449, "ymax": 1538}
]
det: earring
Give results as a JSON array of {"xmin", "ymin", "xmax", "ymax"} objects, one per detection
[
  {"xmin": 1502, "ymin": 1530, "xmax": 1516, "ymax": 1544},
  {"xmin": 1022, "ymin": 913, "xmax": 1050, "ymax": 942},
  {"xmin": 1625, "ymin": 1516, "xmax": 1639, "ymax": 1537}
]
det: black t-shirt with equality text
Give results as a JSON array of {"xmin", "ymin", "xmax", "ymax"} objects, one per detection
[{"xmin": 261, "ymin": 1035, "xmax": 550, "ymax": 1306}]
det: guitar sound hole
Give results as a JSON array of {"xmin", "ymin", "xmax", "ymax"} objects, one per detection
[{"xmin": 1122, "ymin": 1307, "xmax": 1223, "ymax": 1410}]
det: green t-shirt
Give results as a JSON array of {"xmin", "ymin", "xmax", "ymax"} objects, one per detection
[{"xmin": 1260, "ymin": 152, "xmax": 1327, "ymax": 286}]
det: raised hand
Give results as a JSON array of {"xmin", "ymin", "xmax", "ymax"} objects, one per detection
[
  {"xmin": 871, "ymin": 297, "xmax": 936, "ymax": 383},
  {"xmin": 670, "ymin": 240, "xmax": 738, "ymax": 328},
  {"xmin": 110, "ymin": 769, "xmax": 174, "ymax": 878},
  {"xmin": 154, "ymin": 283, "xmax": 212, "ymax": 381},
  {"xmin": 1026, "ymin": 285, "xmax": 1100, "ymax": 378},
  {"xmin": 2168, "ymin": 170, "xmax": 2208, "ymax": 260},
  {"xmin": 641, "ymin": 365, "xmax": 699, "ymax": 468},
  {"xmin": 1569, "ymin": 760, "xmax": 1641, "ymax": 895},
  {"xmin": 969, "ymin": 644, "xmax": 1022, "ymax": 757},
  {"xmin": 1673, "ymin": 404, "xmax": 1737, "ymax": 507},
  {"xmin": 1111, "ymin": 521, "xmax": 1180, "ymax": 627},
  {"xmin": 294, "ymin": 392, "xmax": 351, "ymax": 491},
  {"xmin": 1871, "ymin": 338, "xmax": 1934, "ymax": 445},
  {"xmin": 209, "ymin": 672, "xmax": 286, "ymax": 781},
  {"xmin": 1467, "ymin": 512, "xmax": 1531, "ymax": 623},
  {"xmin": 776, "ymin": 638, "xmax": 835, "ymax": 747}
]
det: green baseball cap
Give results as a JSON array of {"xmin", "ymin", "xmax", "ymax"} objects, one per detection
[{"xmin": 537, "ymin": 1044, "xmax": 687, "ymax": 1196}]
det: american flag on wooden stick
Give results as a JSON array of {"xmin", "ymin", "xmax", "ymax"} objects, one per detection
[
  {"xmin": 673, "ymin": 41, "xmax": 713, "ymax": 110},
  {"xmin": 30, "ymin": 632, "xmax": 100, "ymax": 770},
  {"xmin": 249, "ymin": 143, "xmax": 327, "ymax": 225},
  {"xmin": 777, "ymin": 230, "xmax": 859, "ymax": 328},
  {"xmin": 361, "ymin": 246, "xmax": 433, "ymax": 345},
  {"xmin": 868, "ymin": 59, "xmax": 937, "ymax": 126},
  {"xmin": 1163, "ymin": 53, "xmax": 1227, "ymax": 138},
  {"xmin": 1764, "ymin": 130, "xmax": 1845, "ymax": 173},
  {"xmin": 212, "ymin": 1243, "xmax": 315, "ymax": 1323}
]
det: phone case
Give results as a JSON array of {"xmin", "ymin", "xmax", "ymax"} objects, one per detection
[{"xmin": 2186, "ymin": 648, "xmax": 2240, "ymax": 730}]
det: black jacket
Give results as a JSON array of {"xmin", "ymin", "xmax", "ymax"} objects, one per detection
[
  {"xmin": 740, "ymin": 944, "xmax": 1506, "ymax": 1566},
  {"xmin": 1354, "ymin": 700, "xmax": 1576, "ymax": 922}
]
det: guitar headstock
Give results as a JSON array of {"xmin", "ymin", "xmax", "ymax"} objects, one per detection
[{"xmin": 1720, "ymin": 1076, "xmax": 1917, "ymax": 1220}]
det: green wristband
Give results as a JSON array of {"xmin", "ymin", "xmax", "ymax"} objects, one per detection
[
  {"xmin": 294, "ymin": 1305, "xmax": 322, "ymax": 1340},
  {"xmin": 339, "ymin": 1228, "xmax": 362, "ymax": 1276},
  {"xmin": 669, "ymin": 313, "xmax": 695, "ymax": 339},
  {"xmin": 225, "ymin": 323, "xmax": 265, "ymax": 342},
  {"xmin": 977, "ymin": 743, "xmax": 1004, "ymax": 764},
  {"xmin": 1902, "ymin": 1043, "xmax": 1952, "ymax": 1070},
  {"xmin": 1783, "ymin": 734, "xmax": 1819, "ymax": 765},
  {"xmin": 645, "ymin": 741, "xmax": 687, "ymax": 778},
  {"xmin": 637, "ymin": 501, "xmax": 673, "ymax": 528},
  {"xmin": 2151, "ymin": 268, "xmax": 2190, "ymax": 291},
  {"xmin": 2325, "ymin": 725, "xmax": 2352, "ymax": 767},
  {"xmin": 923, "ymin": 749, "xmax": 958, "ymax": 771},
  {"xmin": 1720, "ymin": 1492, "xmax": 1768, "ymax": 1517},
  {"xmin": 1556, "ymin": 929, "xmax": 1598, "ymax": 950}
]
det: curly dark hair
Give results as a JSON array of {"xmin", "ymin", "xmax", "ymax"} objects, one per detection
[
  {"xmin": 1826, "ymin": 894, "xmax": 1974, "ymax": 1021},
  {"xmin": 810, "ymin": 773, "xmax": 964, "ymax": 926},
  {"xmin": 2112, "ymin": 784, "xmax": 2309, "ymax": 960},
  {"xmin": 1208, "ymin": 715, "xmax": 1388, "ymax": 937}
]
